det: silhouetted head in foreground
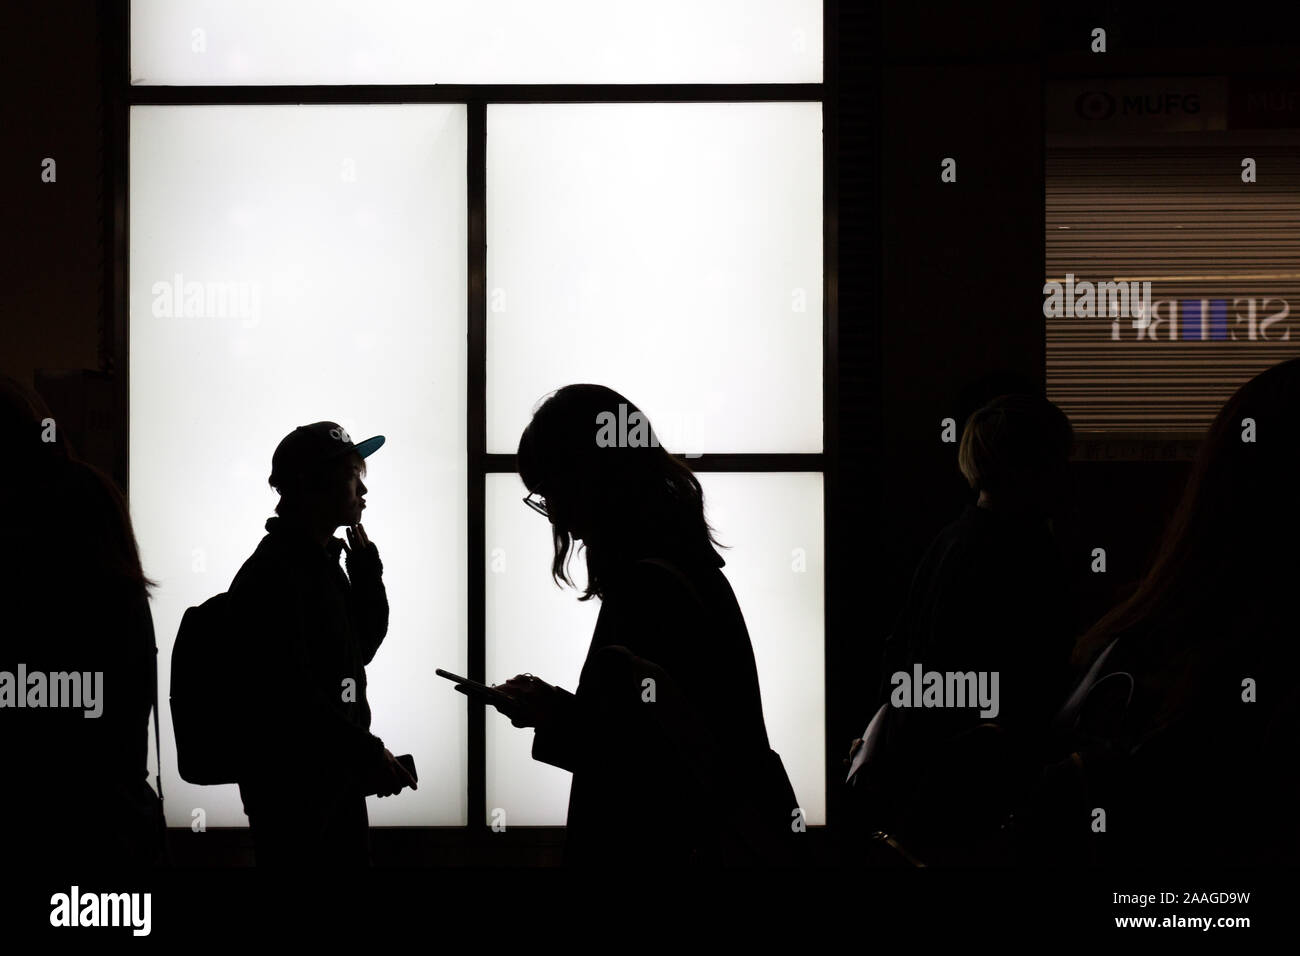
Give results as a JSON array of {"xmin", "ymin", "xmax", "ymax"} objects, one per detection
[
  {"xmin": 1075, "ymin": 356, "xmax": 1300, "ymax": 670},
  {"xmin": 0, "ymin": 374, "xmax": 67, "ymax": 490},
  {"xmin": 0, "ymin": 374, "xmax": 153, "ymax": 594},
  {"xmin": 517, "ymin": 384, "xmax": 722, "ymax": 600},
  {"xmin": 267, "ymin": 422, "xmax": 384, "ymax": 543},
  {"xmin": 958, "ymin": 393, "xmax": 1073, "ymax": 520}
]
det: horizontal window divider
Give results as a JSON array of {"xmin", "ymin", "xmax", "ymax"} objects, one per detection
[
  {"xmin": 126, "ymin": 83, "xmax": 823, "ymax": 106},
  {"xmin": 482, "ymin": 452, "xmax": 824, "ymax": 473}
]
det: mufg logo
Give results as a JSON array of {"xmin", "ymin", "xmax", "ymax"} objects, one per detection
[
  {"xmin": 1075, "ymin": 90, "xmax": 1202, "ymax": 120},
  {"xmin": 1111, "ymin": 298, "xmax": 1291, "ymax": 341}
]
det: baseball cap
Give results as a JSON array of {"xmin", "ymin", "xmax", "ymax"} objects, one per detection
[{"xmin": 269, "ymin": 421, "xmax": 385, "ymax": 492}]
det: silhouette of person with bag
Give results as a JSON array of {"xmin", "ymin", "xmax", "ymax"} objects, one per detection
[
  {"xmin": 473, "ymin": 385, "xmax": 802, "ymax": 865},
  {"xmin": 230, "ymin": 422, "xmax": 415, "ymax": 866}
]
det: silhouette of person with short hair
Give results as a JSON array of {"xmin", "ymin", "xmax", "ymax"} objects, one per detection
[
  {"xmin": 860, "ymin": 393, "xmax": 1076, "ymax": 864},
  {"xmin": 230, "ymin": 422, "xmax": 414, "ymax": 867},
  {"xmin": 475, "ymin": 384, "xmax": 801, "ymax": 865}
]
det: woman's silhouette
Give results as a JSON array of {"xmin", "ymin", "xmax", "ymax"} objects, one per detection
[
  {"xmin": 1029, "ymin": 357, "xmax": 1300, "ymax": 865},
  {"xmin": 0, "ymin": 375, "xmax": 164, "ymax": 868},
  {"xmin": 480, "ymin": 384, "xmax": 800, "ymax": 865}
]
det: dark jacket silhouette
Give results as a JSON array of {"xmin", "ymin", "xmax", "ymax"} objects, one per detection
[
  {"xmin": 230, "ymin": 515, "xmax": 390, "ymax": 865},
  {"xmin": 531, "ymin": 544, "xmax": 799, "ymax": 865},
  {"xmin": 1, "ymin": 409, "xmax": 162, "ymax": 867},
  {"xmin": 513, "ymin": 383, "xmax": 800, "ymax": 865},
  {"xmin": 873, "ymin": 503, "xmax": 1074, "ymax": 857}
]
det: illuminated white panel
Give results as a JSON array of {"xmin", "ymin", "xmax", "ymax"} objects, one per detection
[
  {"xmin": 483, "ymin": 475, "xmax": 601, "ymax": 827},
  {"xmin": 130, "ymin": 104, "xmax": 468, "ymax": 826},
  {"xmin": 131, "ymin": 0, "xmax": 822, "ymax": 86},
  {"xmin": 487, "ymin": 102, "xmax": 823, "ymax": 455},
  {"xmin": 485, "ymin": 471, "xmax": 825, "ymax": 826}
]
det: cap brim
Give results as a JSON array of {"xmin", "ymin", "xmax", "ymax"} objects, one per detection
[{"xmin": 354, "ymin": 435, "xmax": 385, "ymax": 458}]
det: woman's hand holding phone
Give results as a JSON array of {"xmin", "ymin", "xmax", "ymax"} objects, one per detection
[
  {"xmin": 466, "ymin": 675, "xmax": 560, "ymax": 729},
  {"xmin": 437, "ymin": 668, "xmax": 561, "ymax": 729}
]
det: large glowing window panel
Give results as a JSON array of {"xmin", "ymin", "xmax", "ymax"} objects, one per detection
[
  {"xmin": 486, "ymin": 472, "xmax": 826, "ymax": 826},
  {"xmin": 130, "ymin": 0, "xmax": 822, "ymax": 86},
  {"xmin": 486, "ymin": 102, "xmax": 824, "ymax": 455},
  {"xmin": 130, "ymin": 105, "xmax": 468, "ymax": 827}
]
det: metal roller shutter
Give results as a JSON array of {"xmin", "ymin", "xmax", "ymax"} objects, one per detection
[{"xmin": 1046, "ymin": 143, "xmax": 1300, "ymax": 437}]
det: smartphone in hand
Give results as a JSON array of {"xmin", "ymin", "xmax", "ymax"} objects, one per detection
[
  {"xmin": 436, "ymin": 668, "xmax": 515, "ymax": 706},
  {"xmin": 395, "ymin": 753, "xmax": 417, "ymax": 785}
]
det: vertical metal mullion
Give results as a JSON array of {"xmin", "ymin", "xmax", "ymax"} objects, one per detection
[{"xmin": 466, "ymin": 98, "xmax": 488, "ymax": 838}]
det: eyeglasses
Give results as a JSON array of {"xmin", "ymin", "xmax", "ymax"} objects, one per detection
[{"xmin": 522, "ymin": 492, "xmax": 549, "ymax": 518}]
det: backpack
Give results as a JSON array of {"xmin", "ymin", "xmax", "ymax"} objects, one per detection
[{"xmin": 170, "ymin": 590, "xmax": 245, "ymax": 784}]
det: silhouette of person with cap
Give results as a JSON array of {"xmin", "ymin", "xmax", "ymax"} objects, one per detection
[{"xmin": 230, "ymin": 421, "xmax": 415, "ymax": 866}]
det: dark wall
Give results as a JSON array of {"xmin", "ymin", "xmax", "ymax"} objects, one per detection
[
  {"xmin": 867, "ymin": 4, "xmax": 1048, "ymax": 712},
  {"xmin": 1, "ymin": 1, "xmax": 104, "ymax": 390},
  {"xmin": 856, "ymin": 0, "xmax": 1223, "ymax": 737},
  {"xmin": 878, "ymin": 56, "xmax": 1046, "ymax": 608}
]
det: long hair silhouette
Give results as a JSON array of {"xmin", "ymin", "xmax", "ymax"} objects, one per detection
[
  {"xmin": 0, "ymin": 374, "xmax": 155, "ymax": 593},
  {"xmin": 517, "ymin": 384, "xmax": 723, "ymax": 601},
  {"xmin": 1072, "ymin": 357, "xmax": 1300, "ymax": 715}
]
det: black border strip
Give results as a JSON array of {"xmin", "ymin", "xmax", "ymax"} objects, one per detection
[
  {"xmin": 484, "ymin": 454, "xmax": 825, "ymax": 473},
  {"xmin": 128, "ymin": 83, "xmax": 822, "ymax": 105}
]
